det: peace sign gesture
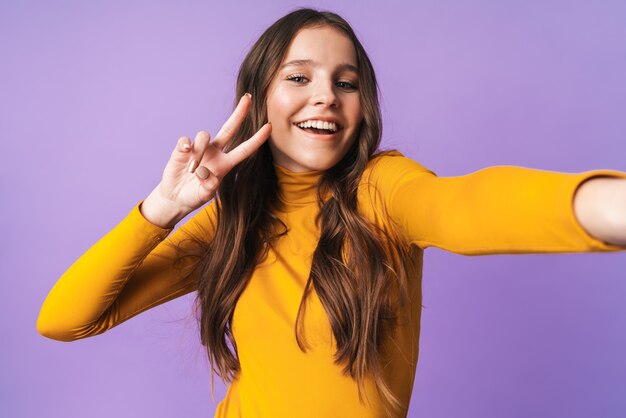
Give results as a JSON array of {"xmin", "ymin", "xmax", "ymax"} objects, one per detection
[{"xmin": 141, "ymin": 93, "xmax": 271, "ymax": 228}]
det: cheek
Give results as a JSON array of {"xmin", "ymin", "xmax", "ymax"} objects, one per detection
[
  {"xmin": 352, "ymin": 101, "xmax": 364, "ymax": 123},
  {"xmin": 267, "ymin": 88, "xmax": 300, "ymax": 123}
]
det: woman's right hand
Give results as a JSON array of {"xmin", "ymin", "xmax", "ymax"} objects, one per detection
[{"xmin": 140, "ymin": 93, "xmax": 272, "ymax": 228}]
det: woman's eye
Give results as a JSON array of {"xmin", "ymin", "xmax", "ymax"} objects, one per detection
[
  {"xmin": 336, "ymin": 81, "xmax": 357, "ymax": 90},
  {"xmin": 286, "ymin": 75, "xmax": 357, "ymax": 90},
  {"xmin": 286, "ymin": 74, "xmax": 308, "ymax": 83}
]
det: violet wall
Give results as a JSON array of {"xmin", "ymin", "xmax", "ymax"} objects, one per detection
[{"xmin": 2, "ymin": 0, "xmax": 625, "ymax": 417}]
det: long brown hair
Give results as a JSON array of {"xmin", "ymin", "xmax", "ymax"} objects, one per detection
[{"xmin": 183, "ymin": 8, "xmax": 414, "ymax": 417}]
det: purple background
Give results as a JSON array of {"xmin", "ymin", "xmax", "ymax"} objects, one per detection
[{"xmin": 3, "ymin": 0, "xmax": 625, "ymax": 417}]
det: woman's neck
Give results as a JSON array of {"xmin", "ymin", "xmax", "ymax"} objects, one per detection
[{"xmin": 273, "ymin": 163, "xmax": 323, "ymax": 207}]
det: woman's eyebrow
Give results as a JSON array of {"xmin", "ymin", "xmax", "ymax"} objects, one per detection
[{"xmin": 280, "ymin": 59, "xmax": 358, "ymax": 73}]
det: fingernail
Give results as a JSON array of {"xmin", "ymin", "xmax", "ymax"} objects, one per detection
[
  {"xmin": 188, "ymin": 159, "xmax": 198, "ymax": 173},
  {"xmin": 182, "ymin": 143, "xmax": 190, "ymax": 151},
  {"xmin": 244, "ymin": 92, "xmax": 252, "ymax": 99},
  {"xmin": 196, "ymin": 166, "xmax": 210, "ymax": 180}
]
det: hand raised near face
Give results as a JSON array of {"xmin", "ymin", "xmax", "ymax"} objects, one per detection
[{"xmin": 141, "ymin": 93, "xmax": 272, "ymax": 228}]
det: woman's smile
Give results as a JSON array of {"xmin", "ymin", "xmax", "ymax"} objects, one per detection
[{"xmin": 293, "ymin": 117, "xmax": 343, "ymax": 141}]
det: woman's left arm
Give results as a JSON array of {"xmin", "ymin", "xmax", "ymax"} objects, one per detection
[
  {"xmin": 364, "ymin": 151, "xmax": 626, "ymax": 255},
  {"xmin": 573, "ymin": 177, "xmax": 626, "ymax": 246}
]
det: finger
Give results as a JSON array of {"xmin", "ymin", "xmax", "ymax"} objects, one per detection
[
  {"xmin": 193, "ymin": 130, "xmax": 212, "ymax": 155},
  {"xmin": 170, "ymin": 136, "xmax": 192, "ymax": 163},
  {"xmin": 186, "ymin": 131, "xmax": 211, "ymax": 174},
  {"xmin": 212, "ymin": 93, "xmax": 252, "ymax": 149},
  {"xmin": 225, "ymin": 122, "xmax": 272, "ymax": 168},
  {"xmin": 179, "ymin": 136, "xmax": 191, "ymax": 151}
]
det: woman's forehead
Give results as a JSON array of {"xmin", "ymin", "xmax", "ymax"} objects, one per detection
[{"xmin": 282, "ymin": 26, "xmax": 358, "ymax": 68}]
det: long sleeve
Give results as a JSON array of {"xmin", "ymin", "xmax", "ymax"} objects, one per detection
[
  {"xmin": 368, "ymin": 151, "xmax": 626, "ymax": 255},
  {"xmin": 37, "ymin": 200, "xmax": 217, "ymax": 342}
]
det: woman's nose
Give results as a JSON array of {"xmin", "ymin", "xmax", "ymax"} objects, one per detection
[{"xmin": 309, "ymin": 81, "xmax": 339, "ymax": 107}]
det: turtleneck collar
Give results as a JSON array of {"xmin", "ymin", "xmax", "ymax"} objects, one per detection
[{"xmin": 273, "ymin": 163, "xmax": 324, "ymax": 207}]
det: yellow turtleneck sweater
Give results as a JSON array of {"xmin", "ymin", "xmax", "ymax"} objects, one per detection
[{"xmin": 37, "ymin": 151, "xmax": 626, "ymax": 417}]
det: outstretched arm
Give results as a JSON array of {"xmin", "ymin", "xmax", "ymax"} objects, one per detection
[
  {"xmin": 366, "ymin": 151, "xmax": 626, "ymax": 255},
  {"xmin": 573, "ymin": 177, "xmax": 626, "ymax": 246}
]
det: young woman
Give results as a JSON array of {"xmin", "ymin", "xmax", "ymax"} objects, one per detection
[{"xmin": 37, "ymin": 8, "xmax": 626, "ymax": 418}]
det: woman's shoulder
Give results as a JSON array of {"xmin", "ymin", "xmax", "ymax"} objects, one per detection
[
  {"xmin": 357, "ymin": 150, "xmax": 436, "ymax": 208},
  {"xmin": 356, "ymin": 150, "xmax": 435, "ymax": 218},
  {"xmin": 363, "ymin": 150, "xmax": 435, "ymax": 188}
]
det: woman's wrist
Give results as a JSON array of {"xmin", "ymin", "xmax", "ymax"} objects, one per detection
[{"xmin": 140, "ymin": 185, "xmax": 189, "ymax": 229}]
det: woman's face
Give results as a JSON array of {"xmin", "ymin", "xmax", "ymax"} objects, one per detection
[{"xmin": 265, "ymin": 25, "xmax": 363, "ymax": 172}]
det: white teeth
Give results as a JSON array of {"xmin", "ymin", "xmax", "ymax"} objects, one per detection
[{"xmin": 296, "ymin": 120, "xmax": 338, "ymax": 132}]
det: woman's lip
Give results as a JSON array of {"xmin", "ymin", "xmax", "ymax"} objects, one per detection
[{"xmin": 294, "ymin": 125, "xmax": 341, "ymax": 140}]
